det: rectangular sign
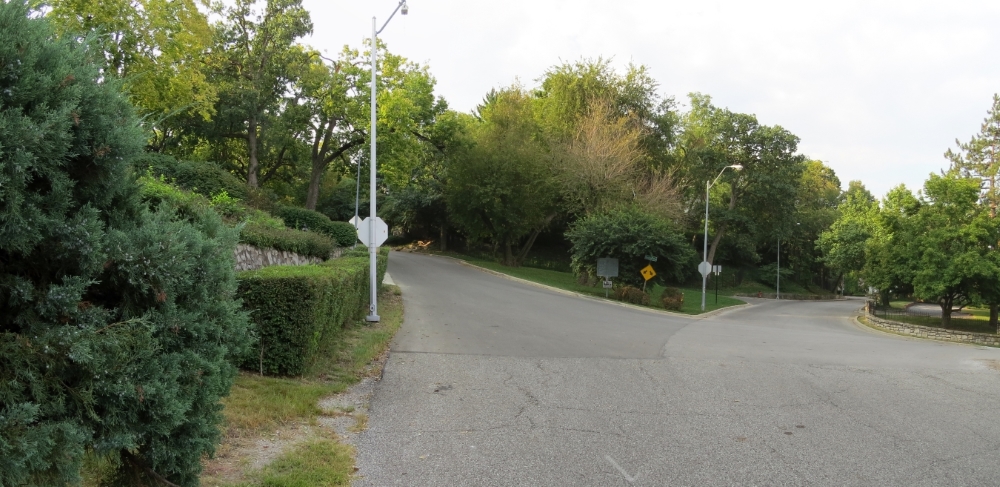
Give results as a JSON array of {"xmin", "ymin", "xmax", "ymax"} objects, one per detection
[
  {"xmin": 603, "ymin": 280, "xmax": 613, "ymax": 289},
  {"xmin": 597, "ymin": 258, "xmax": 619, "ymax": 278}
]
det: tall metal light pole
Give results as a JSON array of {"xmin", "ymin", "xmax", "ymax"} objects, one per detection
[
  {"xmin": 701, "ymin": 164, "xmax": 743, "ymax": 311},
  {"xmin": 367, "ymin": 0, "xmax": 408, "ymax": 322}
]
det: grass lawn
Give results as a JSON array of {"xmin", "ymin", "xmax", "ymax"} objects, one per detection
[
  {"xmin": 878, "ymin": 301, "xmax": 997, "ymax": 335},
  {"xmin": 453, "ymin": 255, "xmax": 745, "ymax": 314}
]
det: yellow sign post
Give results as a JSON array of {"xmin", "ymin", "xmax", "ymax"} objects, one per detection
[{"xmin": 641, "ymin": 264, "xmax": 656, "ymax": 292}]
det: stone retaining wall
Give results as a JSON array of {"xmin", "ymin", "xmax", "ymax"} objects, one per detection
[
  {"xmin": 863, "ymin": 311, "xmax": 1000, "ymax": 347},
  {"xmin": 234, "ymin": 243, "xmax": 343, "ymax": 272}
]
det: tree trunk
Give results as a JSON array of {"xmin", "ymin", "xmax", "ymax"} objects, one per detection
[
  {"xmin": 706, "ymin": 189, "xmax": 738, "ymax": 264},
  {"xmin": 940, "ymin": 296, "xmax": 952, "ymax": 328},
  {"xmin": 439, "ymin": 223, "xmax": 447, "ymax": 252},
  {"xmin": 247, "ymin": 118, "xmax": 260, "ymax": 188},
  {"xmin": 990, "ymin": 303, "xmax": 998, "ymax": 331},
  {"xmin": 503, "ymin": 242, "xmax": 516, "ymax": 266},
  {"xmin": 305, "ymin": 155, "xmax": 324, "ymax": 210}
]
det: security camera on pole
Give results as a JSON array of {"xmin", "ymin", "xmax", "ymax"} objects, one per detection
[
  {"xmin": 700, "ymin": 164, "xmax": 742, "ymax": 311},
  {"xmin": 363, "ymin": 0, "xmax": 408, "ymax": 322}
]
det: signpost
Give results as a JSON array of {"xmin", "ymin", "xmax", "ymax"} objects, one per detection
[
  {"xmin": 356, "ymin": 216, "xmax": 388, "ymax": 248},
  {"xmin": 597, "ymin": 258, "xmax": 619, "ymax": 298},
  {"xmin": 712, "ymin": 265, "xmax": 722, "ymax": 304},
  {"xmin": 640, "ymin": 264, "xmax": 656, "ymax": 292}
]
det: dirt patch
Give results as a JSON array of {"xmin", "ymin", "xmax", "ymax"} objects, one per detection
[{"xmin": 977, "ymin": 359, "xmax": 1000, "ymax": 371}]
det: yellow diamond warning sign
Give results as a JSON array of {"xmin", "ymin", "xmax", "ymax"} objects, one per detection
[{"xmin": 641, "ymin": 264, "xmax": 656, "ymax": 281}]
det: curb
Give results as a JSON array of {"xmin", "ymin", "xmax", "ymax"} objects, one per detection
[
  {"xmin": 452, "ymin": 258, "xmax": 751, "ymax": 320},
  {"xmin": 853, "ymin": 314, "xmax": 995, "ymax": 349}
]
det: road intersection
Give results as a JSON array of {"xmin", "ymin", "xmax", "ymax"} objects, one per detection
[{"xmin": 355, "ymin": 252, "xmax": 1000, "ymax": 486}]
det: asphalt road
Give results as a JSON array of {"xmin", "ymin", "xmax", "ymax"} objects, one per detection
[{"xmin": 354, "ymin": 252, "xmax": 1000, "ymax": 486}]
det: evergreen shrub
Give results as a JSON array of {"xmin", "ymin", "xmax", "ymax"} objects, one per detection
[
  {"xmin": 567, "ymin": 206, "xmax": 695, "ymax": 287},
  {"xmin": 237, "ymin": 248, "xmax": 389, "ymax": 376},
  {"xmin": 0, "ymin": 4, "xmax": 250, "ymax": 485},
  {"xmin": 276, "ymin": 205, "xmax": 358, "ymax": 247}
]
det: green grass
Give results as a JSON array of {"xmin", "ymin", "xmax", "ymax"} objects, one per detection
[
  {"xmin": 877, "ymin": 301, "xmax": 997, "ymax": 335},
  {"xmin": 453, "ymin": 256, "xmax": 744, "ymax": 314},
  {"xmin": 255, "ymin": 437, "xmax": 354, "ymax": 487}
]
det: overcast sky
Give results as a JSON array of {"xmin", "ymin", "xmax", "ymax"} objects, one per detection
[{"xmin": 300, "ymin": 0, "xmax": 1000, "ymax": 199}]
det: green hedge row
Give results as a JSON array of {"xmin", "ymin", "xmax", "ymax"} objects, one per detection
[
  {"xmin": 237, "ymin": 248, "xmax": 389, "ymax": 376},
  {"xmin": 276, "ymin": 205, "xmax": 358, "ymax": 247},
  {"xmin": 140, "ymin": 176, "xmax": 337, "ymax": 260},
  {"xmin": 240, "ymin": 222, "xmax": 335, "ymax": 260}
]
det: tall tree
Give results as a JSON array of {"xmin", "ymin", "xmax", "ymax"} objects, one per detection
[
  {"xmin": 945, "ymin": 94, "xmax": 1000, "ymax": 325},
  {"xmin": 677, "ymin": 94, "xmax": 805, "ymax": 266},
  {"xmin": 207, "ymin": 0, "xmax": 312, "ymax": 188},
  {"xmin": 293, "ymin": 41, "xmax": 441, "ymax": 210},
  {"xmin": 46, "ymin": 0, "xmax": 218, "ymax": 149},
  {"xmin": 447, "ymin": 87, "xmax": 558, "ymax": 266},
  {"xmin": 904, "ymin": 174, "xmax": 1000, "ymax": 326}
]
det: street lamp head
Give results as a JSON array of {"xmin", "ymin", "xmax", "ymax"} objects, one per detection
[
  {"xmin": 729, "ymin": 164, "xmax": 743, "ymax": 171},
  {"xmin": 401, "ymin": 1, "xmax": 408, "ymax": 15}
]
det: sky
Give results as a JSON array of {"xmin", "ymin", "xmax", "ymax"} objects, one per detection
[{"xmin": 300, "ymin": 0, "xmax": 1000, "ymax": 199}]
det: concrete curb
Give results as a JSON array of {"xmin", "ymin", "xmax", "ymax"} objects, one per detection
[{"xmin": 451, "ymin": 258, "xmax": 751, "ymax": 320}]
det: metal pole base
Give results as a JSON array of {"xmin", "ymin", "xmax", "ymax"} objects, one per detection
[{"xmin": 366, "ymin": 314, "xmax": 381, "ymax": 322}]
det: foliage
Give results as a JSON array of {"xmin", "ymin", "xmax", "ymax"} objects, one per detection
[
  {"xmin": 660, "ymin": 287, "xmax": 684, "ymax": 311},
  {"xmin": 46, "ymin": 0, "xmax": 218, "ymax": 149},
  {"xmin": 673, "ymin": 94, "xmax": 806, "ymax": 267},
  {"xmin": 240, "ymin": 222, "xmax": 336, "ymax": 259},
  {"xmin": 236, "ymin": 249, "xmax": 388, "ymax": 376},
  {"xmin": 201, "ymin": 0, "xmax": 313, "ymax": 188},
  {"xmin": 614, "ymin": 285, "xmax": 650, "ymax": 305},
  {"xmin": 140, "ymin": 175, "xmax": 336, "ymax": 258},
  {"xmin": 448, "ymin": 87, "xmax": 559, "ymax": 265},
  {"xmin": 0, "ymin": 5, "xmax": 249, "ymax": 485},
  {"xmin": 134, "ymin": 152, "xmax": 249, "ymax": 200},
  {"xmin": 276, "ymin": 204, "xmax": 357, "ymax": 247},
  {"xmin": 566, "ymin": 206, "xmax": 694, "ymax": 287},
  {"xmin": 904, "ymin": 174, "xmax": 1000, "ymax": 325},
  {"xmin": 946, "ymin": 93, "xmax": 1000, "ymax": 215}
]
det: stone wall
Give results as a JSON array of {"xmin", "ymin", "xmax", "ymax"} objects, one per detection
[
  {"xmin": 863, "ymin": 310, "xmax": 1000, "ymax": 347},
  {"xmin": 234, "ymin": 243, "xmax": 343, "ymax": 272}
]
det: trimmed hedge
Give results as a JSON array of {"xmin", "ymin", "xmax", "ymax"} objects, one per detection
[
  {"xmin": 276, "ymin": 205, "xmax": 358, "ymax": 247},
  {"xmin": 240, "ymin": 223, "xmax": 335, "ymax": 260},
  {"xmin": 237, "ymin": 248, "xmax": 389, "ymax": 376},
  {"xmin": 140, "ymin": 177, "xmax": 336, "ymax": 260}
]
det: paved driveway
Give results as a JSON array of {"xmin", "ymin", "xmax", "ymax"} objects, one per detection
[{"xmin": 354, "ymin": 252, "xmax": 1000, "ymax": 486}]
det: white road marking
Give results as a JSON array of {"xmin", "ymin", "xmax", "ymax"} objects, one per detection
[{"xmin": 605, "ymin": 455, "xmax": 637, "ymax": 483}]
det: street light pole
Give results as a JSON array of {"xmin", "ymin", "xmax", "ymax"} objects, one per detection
[
  {"xmin": 701, "ymin": 164, "xmax": 743, "ymax": 311},
  {"xmin": 366, "ymin": 0, "xmax": 408, "ymax": 322}
]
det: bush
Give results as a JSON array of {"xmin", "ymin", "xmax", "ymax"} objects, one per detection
[
  {"xmin": 240, "ymin": 223, "xmax": 336, "ymax": 260},
  {"xmin": 566, "ymin": 205, "xmax": 695, "ymax": 287},
  {"xmin": 0, "ymin": 5, "xmax": 250, "ymax": 486},
  {"xmin": 661, "ymin": 287, "xmax": 684, "ymax": 311},
  {"xmin": 614, "ymin": 286, "xmax": 651, "ymax": 305},
  {"xmin": 133, "ymin": 152, "xmax": 249, "ymax": 201},
  {"xmin": 276, "ymin": 205, "xmax": 358, "ymax": 247},
  {"xmin": 140, "ymin": 177, "xmax": 335, "ymax": 259},
  {"xmin": 237, "ymin": 248, "xmax": 389, "ymax": 376}
]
